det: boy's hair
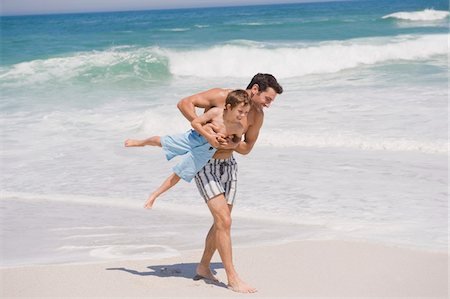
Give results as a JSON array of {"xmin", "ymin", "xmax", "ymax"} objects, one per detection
[
  {"xmin": 246, "ymin": 73, "xmax": 283, "ymax": 94},
  {"xmin": 226, "ymin": 89, "xmax": 251, "ymax": 109}
]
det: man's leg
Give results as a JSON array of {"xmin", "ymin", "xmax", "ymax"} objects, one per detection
[
  {"xmin": 196, "ymin": 204, "xmax": 233, "ymax": 281},
  {"xmin": 206, "ymin": 195, "xmax": 256, "ymax": 293}
]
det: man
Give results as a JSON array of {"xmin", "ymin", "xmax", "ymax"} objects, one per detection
[{"xmin": 177, "ymin": 73, "xmax": 283, "ymax": 293}]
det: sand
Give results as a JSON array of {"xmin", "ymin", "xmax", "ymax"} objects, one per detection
[{"xmin": 1, "ymin": 240, "xmax": 447, "ymax": 298}]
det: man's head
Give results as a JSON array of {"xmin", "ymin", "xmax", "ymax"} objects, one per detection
[
  {"xmin": 224, "ymin": 89, "xmax": 251, "ymax": 121},
  {"xmin": 246, "ymin": 73, "xmax": 283, "ymax": 108}
]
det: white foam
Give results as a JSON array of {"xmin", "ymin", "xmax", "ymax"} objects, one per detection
[
  {"xmin": 89, "ymin": 244, "xmax": 179, "ymax": 260},
  {"xmin": 0, "ymin": 191, "xmax": 210, "ymax": 218},
  {"xmin": 0, "ymin": 47, "xmax": 167, "ymax": 87},
  {"xmin": 0, "ymin": 191, "xmax": 140, "ymax": 209},
  {"xmin": 238, "ymin": 22, "xmax": 265, "ymax": 26},
  {"xmin": 257, "ymin": 130, "xmax": 448, "ymax": 154},
  {"xmin": 160, "ymin": 28, "xmax": 190, "ymax": 32},
  {"xmin": 164, "ymin": 34, "xmax": 448, "ymax": 78},
  {"xmin": 1, "ymin": 34, "xmax": 446, "ymax": 86},
  {"xmin": 382, "ymin": 9, "xmax": 449, "ymax": 21},
  {"xmin": 62, "ymin": 233, "xmax": 125, "ymax": 239},
  {"xmin": 51, "ymin": 226, "xmax": 128, "ymax": 231}
]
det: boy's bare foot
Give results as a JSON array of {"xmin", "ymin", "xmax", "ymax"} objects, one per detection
[
  {"xmin": 144, "ymin": 195, "xmax": 157, "ymax": 209},
  {"xmin": 227, "ymin": 277, "xmax": 257, "ymax": 293},
  {"xmin": 124, "ymin": 139, "xmax": 144, "ymax": 147},
  {"xmin": 194, "ymin": 264, "xmax": 219, "ymax": 282}
]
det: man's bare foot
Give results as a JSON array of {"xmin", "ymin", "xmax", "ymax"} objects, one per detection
[
  {"xmin": 227, "ymin": 277, "xmax": 257, "ymax": 293},
  {"xmin": 144, "ymin": 195, "xmax": 157, "ymax": 209},
  {"xmin": 194, "ymin": 264, "xmax": 219, "ymax": 282},
  {"xmin": 124, "ymin": 139, "xmax": 144, "ymax": 147}
]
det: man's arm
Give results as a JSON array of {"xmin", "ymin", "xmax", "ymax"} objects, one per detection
[
  {"xmin": 233, "ymin": 114, "xmax": 264, "ymax": 155},
  {"xmin": 177, "ymin": 88, "xmax": 231, "ymax": 122}
]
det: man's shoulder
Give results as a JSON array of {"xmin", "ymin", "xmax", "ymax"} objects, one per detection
[
  {"xmin": 208, "ymin": 106, "xmax": 223, "ymax": 114},
  {"xmin": 209, "ymin": 88, "xmax": 233, "ymax": 99},
  {"xmin": 203, "ymin": 88, "xmax": 232, "ymax": 107}
]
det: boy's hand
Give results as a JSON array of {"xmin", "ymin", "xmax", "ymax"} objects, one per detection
[
  {"xmin": 207, "ymin": 135, "xmax": 221, "ymax": 148},
  {"xmin": 216, "ymin": 133, "xmax": 228, "ymax": 144}
]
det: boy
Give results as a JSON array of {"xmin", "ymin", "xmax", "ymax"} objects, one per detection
[{"xmin": 124, "ymin": 89, "xmax": 251, "ymax": 208}]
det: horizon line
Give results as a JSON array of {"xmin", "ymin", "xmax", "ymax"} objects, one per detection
[{"xmin": 0, "ymin": 0, "xmax": 354, "ymax": 17}]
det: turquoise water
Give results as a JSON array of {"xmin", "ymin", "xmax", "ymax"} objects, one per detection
[
  {"xmin": 0, "ymin": 0, "xmax": 448, "ymax": 266},
  {"xmin": 1, "ymin": 0, "xmax": 448, "ymax": 65}
]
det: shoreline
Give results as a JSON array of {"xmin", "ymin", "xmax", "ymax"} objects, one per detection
[
  {"xmin": 1, "ymin": 193, "xmax": 447, "ymax": 270},
  {"xmin": 1, "ymin": 239, "xmax": 447, "ymax": 298}
]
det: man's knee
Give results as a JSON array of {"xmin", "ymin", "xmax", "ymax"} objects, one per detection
[
  {"xmin": 215, "ymin": 213, "xmax": 232, "ymax": 231},
  {"xmin": 208, "ymin": 195, "xmax": 232, "ymax": 230}
]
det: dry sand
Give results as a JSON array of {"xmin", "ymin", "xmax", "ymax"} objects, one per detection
[{"xmin": 1, "ymin": 240, "xmax": 447, "ymax": 298}]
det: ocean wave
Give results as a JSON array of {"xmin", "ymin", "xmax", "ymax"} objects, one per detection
[
  {"xmin": 236, "ymin": 22, "xmax": 265, "ymax": 26},
  {"xmin": 165, "ymin": 34, "xmax": 447, "ymax": 78},
  {"xmin": 382, "ymin": 9, "xmax": 449, "ymax": 21},
  {"xmin": 0, "ymin": 34, "xmax": 446, "ymax": 86},
  {"xmin": 159, "ymin": 28, "xmax": 190, "ymax": 32},
  {"xmin": 258, "ymin": 131, "xmax": 448, "ymax": 154},
  {"xmin": 0, "ymin": 46, "xmax": 170, "ymax": 87}
]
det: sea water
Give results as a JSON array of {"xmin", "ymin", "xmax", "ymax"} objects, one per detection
[{"xmin": 0, "ymin": 0, "xmax": 448, "ymax": 266}]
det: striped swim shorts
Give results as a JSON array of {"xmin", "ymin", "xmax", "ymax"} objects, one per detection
[{"xmin": 194, "ymin": 156, "xmax": 238, "ymax": 205}]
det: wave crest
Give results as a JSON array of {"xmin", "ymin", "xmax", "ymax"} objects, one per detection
[
  {"xmin": 0, "ymin": 34, "xmax": 446, "ymax": 86},
  {"xmin": 0, "ymin": 46, "xmax": 170, "ymax": 88},
  {"xmin": 165, "ymin": 34, "xmax": 447, "ymax": 78},
  {"xmin": 382, "ymin": 9, "xmax": 449, "ymax": 21},
  {"xmin": 258, "ymin": 131, "xmax": 447, "ymax": 154}
]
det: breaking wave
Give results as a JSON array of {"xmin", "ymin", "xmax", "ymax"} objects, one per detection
[
  {"xmin": 0, "ymin": 34, "xmax": 446, "ymax": 87},
  {"xmin": 382, "ymin": 9, "xmax": 449, "ymax": 21}
]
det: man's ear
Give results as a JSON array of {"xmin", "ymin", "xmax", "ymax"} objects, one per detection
[
  {"xmin": 225, "ymin": 103, "xmax": 232, "ymax": 110},
  {"xmin": 251, "ymin": 84, "xmax": 260, "ymax": 96}
]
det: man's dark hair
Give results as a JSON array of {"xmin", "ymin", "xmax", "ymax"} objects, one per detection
[{"xmin": 246, "ymin": 73, "xmax": 283, "ymax": 94}]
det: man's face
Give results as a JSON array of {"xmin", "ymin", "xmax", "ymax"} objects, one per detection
[{"xmin": 251, "ymin": 86, "xmax": 277, "ymax": 109}]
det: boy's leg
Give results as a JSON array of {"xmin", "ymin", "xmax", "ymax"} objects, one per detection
[
  {"xmin": 173, "ymin": 142, "xmax": 215, "ymax": 183},
  {"xmin": 144, "ymin": 173, "xmax": 180, "ymax": 209},
  {"xmin": 125, "ymin": 136, "xmax": 161, "ymax": 147}
]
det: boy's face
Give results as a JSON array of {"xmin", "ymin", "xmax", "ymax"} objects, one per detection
[
  {"xmin": 251, "ymin": 86, "xmax": 277, "ymax": 108},
  {"xmin": 228, "ymin": 103, "xmax": 250, "ymax": 122}
]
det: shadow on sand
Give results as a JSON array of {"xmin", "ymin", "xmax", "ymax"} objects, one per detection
[{"xmin": 106, "ymin": 262, "xmax": 227, "ymax": 288}]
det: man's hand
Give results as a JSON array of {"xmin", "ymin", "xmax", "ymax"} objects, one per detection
[{"xmin": 206, "ymin": 135, "xmax": 221, "ymax": 149}]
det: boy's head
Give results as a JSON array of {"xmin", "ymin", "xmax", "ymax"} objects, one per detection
[
  {"xmin": 246, "ymin": 73, "xmax": 283, "ymax": 108},
  {"xmin": 224, "ymin": 89, "xmax": 251, "ymax": 121},
  {"xmin": 226, "ymin": 89, "xmax": 251, "ymax": 109}
]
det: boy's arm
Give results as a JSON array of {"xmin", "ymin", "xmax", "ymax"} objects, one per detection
[
  {"xmin": 177, "ymin": 88, "xmax": 230, "ymax": 122},
  {"xmin": 234, "ymin": 114, "xmax": 264, "ymax": 155},
  {"xmin": 191, "ymin": 109, "xmax": 221, "ymax": 148}
]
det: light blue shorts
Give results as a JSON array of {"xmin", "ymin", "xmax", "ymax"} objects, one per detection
[{"xmin": 160, "ymin": 130, "xmax": 217, "ymax": 182}]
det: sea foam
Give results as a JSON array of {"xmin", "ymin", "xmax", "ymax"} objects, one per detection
[
  {"xmin": 258, "ymin": 131, "xmax": 448, "ymax": 154},
  {"xmin": 1, "ymin": 34, "xmax": 446, "ymax": 87},
  {"xmin": 382, "ymin": 9, "xmax": 449, "ymax": 21},
  {"xmin": 165, "ymin": 34, "xmax": 447, "ymax": 78}
]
